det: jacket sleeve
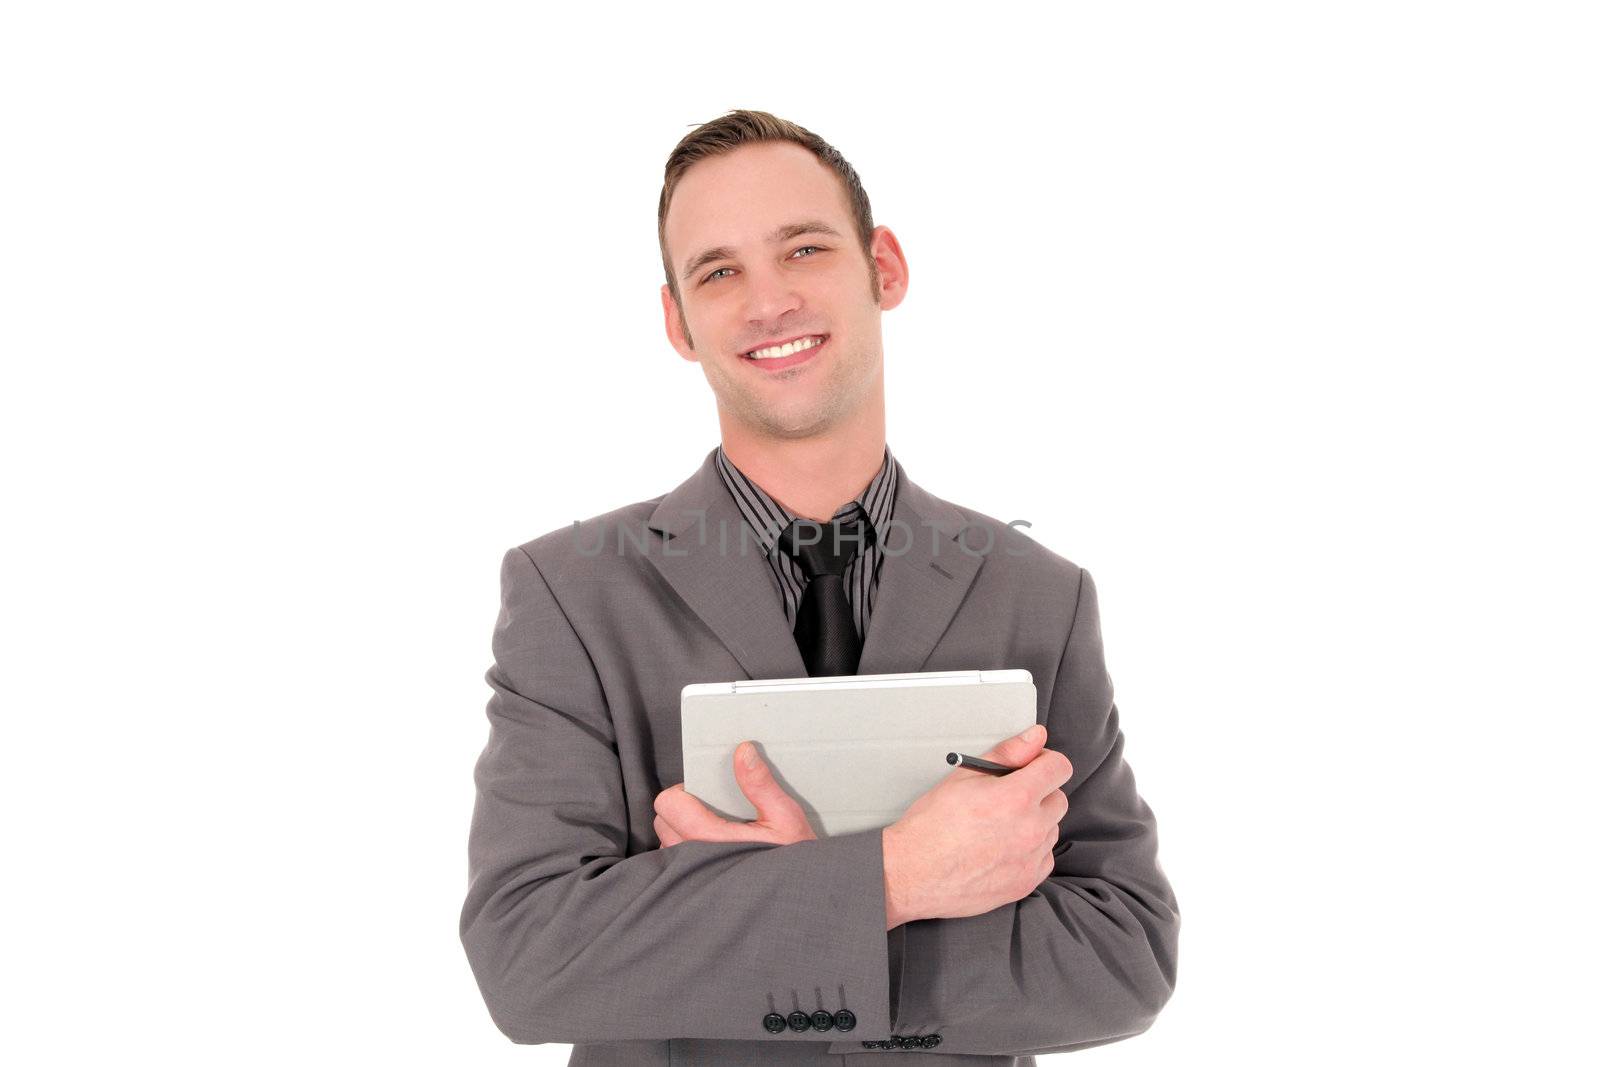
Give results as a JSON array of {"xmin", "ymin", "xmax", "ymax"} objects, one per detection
[
  {"xmin": 843, "ymin": 567, "xmax": 1179, "ymax": 1056},
  {"xmin": 459, "ymin": 546, "xmax": 893, "ymax": 1045}
]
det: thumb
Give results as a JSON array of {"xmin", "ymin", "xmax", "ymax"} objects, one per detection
[
  {"xmin": 979, "ymin": 723, "xmax": 1048, "ymax": 769},
  {"xmin": 733, "ymin": 741, "xmax": 808, "ymax": 824}
]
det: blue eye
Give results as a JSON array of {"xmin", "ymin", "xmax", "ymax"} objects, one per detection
[{"xmin": 703, "ymin": 246, "xmax": 824, "ymax": 284}]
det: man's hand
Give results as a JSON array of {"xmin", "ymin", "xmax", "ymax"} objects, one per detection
[
  {"xmin": 654, "ymin": 741, "xmax": 818, "ymax": 848},
  {"xmin": 882, "ymin": 724, "xmax": 1072, "ymax": 928}
]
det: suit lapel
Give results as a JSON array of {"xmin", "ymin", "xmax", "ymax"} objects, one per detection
[
  {"xmin": 855, "ymin": 463, "xmax": 982, "ymax": 676},
  {"xmin": 645, "ymin": 449, "xmax": 810, "ymax": 681},
  {"xmin": 644, "ymin": 448, "xmax": 982, "ymax": 681}
]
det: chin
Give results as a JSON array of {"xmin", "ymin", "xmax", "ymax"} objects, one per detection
[{"xmin": 753, "ymin": 402, "xmax": 846, "ymax": 440}]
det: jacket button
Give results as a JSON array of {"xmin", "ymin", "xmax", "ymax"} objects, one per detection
[
  {"xmin": 860, "ymin": 1039, "xmax": 880, "ymax": 1049},
  {"xmin": 762, "ymin": 1012, "xmax": 786, "ymax": 1034},
  {"xmin": 786, "ymin": 1010, "xmax": 811, "ymax": 1032},
  {"xmin": 924, "ymin": 1033, "xmax": 941, "ymax": 1047},
  {"xmin": 833, "ymin": 1008, "xmax": 856, "ymax": 1032},
  {"xmin": 809, "ymin": 1009, "xmax": 834, "ymax": 1031},
  {"xmin": 890, "ymin": 1035, "xmax": 907, "ymax": 1048}
]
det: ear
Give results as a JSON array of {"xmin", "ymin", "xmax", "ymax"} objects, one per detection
[
  {"xmin": 869, "ymin": 225, "xmax": 910, "ymax": 311},
  {"xmin": 660, "ymin": 284, "xmax": 698, "ymax": 362}
]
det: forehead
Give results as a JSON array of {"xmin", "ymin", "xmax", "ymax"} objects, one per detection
[{"xmin": 664, "ymin": 141, "xmax": 853, "ymax": 261}]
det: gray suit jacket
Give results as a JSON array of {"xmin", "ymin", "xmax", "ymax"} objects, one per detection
[{"xmin": 460, "ymin": 448, "xmax": 1179, "ymax": 1065}]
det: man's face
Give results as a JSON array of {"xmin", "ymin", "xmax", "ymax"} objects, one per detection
[{"xmin": 661, "ymin": 141, "xmax": 904, "ymax": 440}]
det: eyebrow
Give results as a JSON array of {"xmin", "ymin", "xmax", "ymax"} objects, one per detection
[{"xmin": 679, "ymin": 220, "xmax": 845, "ymax": 283}]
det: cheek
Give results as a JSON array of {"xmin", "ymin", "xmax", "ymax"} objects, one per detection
[
  {"xmin": 683, "ymin": 302, "xmax": 734, "ymax": 346},
  {"xmin": 817, "ymin": 273, "xmax": 869, "ymax": 314}
]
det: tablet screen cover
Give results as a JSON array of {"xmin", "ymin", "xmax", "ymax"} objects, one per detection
[{"xmin": 680, "ymin": 670, "xmax": 1037, "ymax": 837}]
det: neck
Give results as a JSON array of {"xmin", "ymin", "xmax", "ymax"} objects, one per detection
[{"xmin": 719, "ymin": 404, "xmax": 887, "ymax": 522}]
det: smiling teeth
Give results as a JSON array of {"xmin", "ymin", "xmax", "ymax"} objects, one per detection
[{"xmin": 748, "ymin": 336, "xmax": 823, "ymax": 360}]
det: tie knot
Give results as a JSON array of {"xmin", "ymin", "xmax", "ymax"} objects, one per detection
[{"xmin": 778, "ymin": 510, "xmax": 874, "ymax": 579}]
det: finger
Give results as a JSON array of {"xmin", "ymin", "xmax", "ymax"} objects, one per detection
[
  {"xmin": 655, "ymin": 783, "xmax": 757, "ymax": 843},
  {"xmin": 1037, "ymin": 847, "xmax": 1058, "ymax": 884},
  {"xmin": 1040, "ymin": 787, "xmax": 1069, "ymax": 824},
  {"xmin": 978, "ymin": 723, "xmax": 1049, "ymax": 770},
  {"xmin": 654, "ymin": 784, "xmax": 723, "ymax": 832},
  {"xmin": 733, "ymin": 742, "xmax": 811, "ymax": 830},
  {"xmin": 652, "ymin": 783, "xmax": 688, "ymax": 822},
  {"xmin": 1008, "ymin": 745, "xmax": 1074, "ymax": 802},
  {"xmin": 654, "ymin": 814, "xmax": 685, "ymax": 847}
]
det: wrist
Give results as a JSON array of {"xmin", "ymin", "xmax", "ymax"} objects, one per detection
[{"xmin": 881, "ymin": 825, "xmax": 917, "ymax": 930}]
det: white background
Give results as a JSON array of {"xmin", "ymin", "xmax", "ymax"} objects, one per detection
[{"xmin": 3, "ymin": 2, "xmax": 1596, "ymax": 1063}]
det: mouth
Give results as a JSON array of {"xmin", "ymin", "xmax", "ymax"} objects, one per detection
[{"xmin": 740, "ymin": 333, "xmax": 829, "ymax": 372}]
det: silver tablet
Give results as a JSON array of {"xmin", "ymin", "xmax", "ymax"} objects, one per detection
[{"xmin": 681, "ymin": 669, "xmax": 1037, "ymax": 836}]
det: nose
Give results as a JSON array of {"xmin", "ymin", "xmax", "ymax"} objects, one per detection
[{"xmin": 741, "ymin": 260, "xmax": 803, "ymax": 327}]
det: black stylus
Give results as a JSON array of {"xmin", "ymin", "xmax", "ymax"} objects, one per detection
[{"xmin": 946, "ymin": 752, "xmax": 1015, "ymax": 775}]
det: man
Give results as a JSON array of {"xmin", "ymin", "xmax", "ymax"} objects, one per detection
[{"xmin": 460, "ymin": 109, "xmax": 1179, "ymax": 1066}]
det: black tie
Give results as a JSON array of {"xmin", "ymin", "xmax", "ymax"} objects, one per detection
[{"xmin": 778, "ymin": 509, "xmax": 875, "ymax": 677}]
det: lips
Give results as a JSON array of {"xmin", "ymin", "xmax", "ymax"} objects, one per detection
[
  {"xmin": 741, "ymin": 333, "xmax": 828, "ymax": 359},
  {"xmin": 741, "ymin": 334, "xmax": 828, "ymax": 372}
]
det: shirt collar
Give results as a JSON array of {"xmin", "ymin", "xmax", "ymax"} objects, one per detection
[{"xmin": 714, "ymin": 444, "xmax": 898, "ymax": 558}]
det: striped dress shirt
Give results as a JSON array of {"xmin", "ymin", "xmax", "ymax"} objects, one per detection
[{"xmin": 713, "ymin": 444, "xmax": 899, "ymax": 642}]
